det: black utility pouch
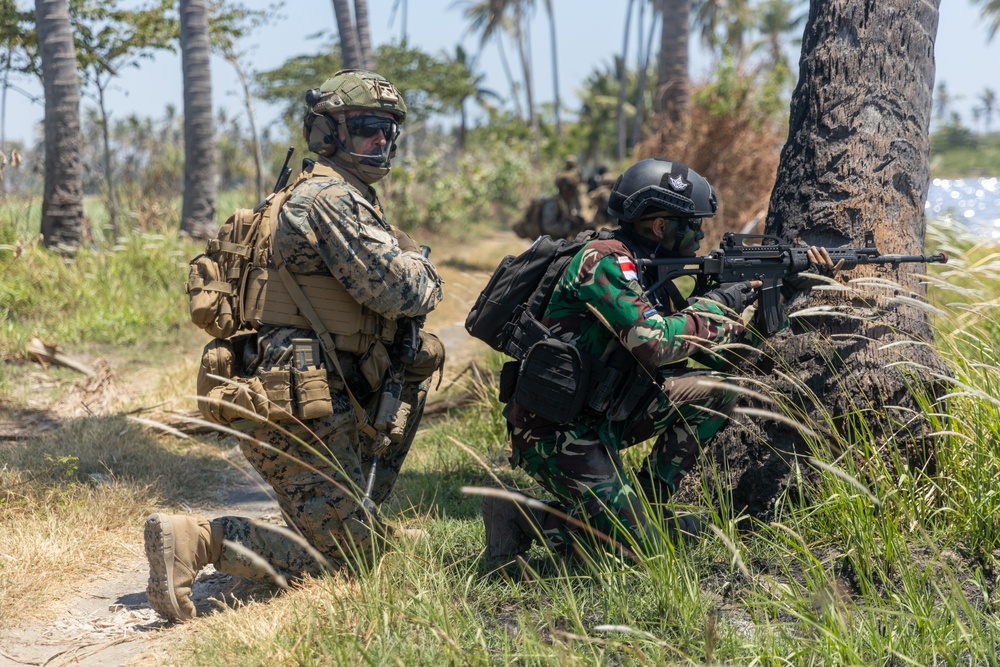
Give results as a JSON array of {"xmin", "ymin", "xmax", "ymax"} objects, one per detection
[
  {"xmin": 514, "ymin": 338, "xmax": 589, "ymax": 424},
  {"xmin": 606, "ymin": 374, "xmax": 656, "ymax": 422},
  {"xmin": 498, "ymin": 360, "xmax": 520, "ymax": 403}
]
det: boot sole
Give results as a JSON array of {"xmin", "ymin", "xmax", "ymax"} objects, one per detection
[{"xmin": 144, "ymin": 513, "xmax": 189, "ymax": 621}]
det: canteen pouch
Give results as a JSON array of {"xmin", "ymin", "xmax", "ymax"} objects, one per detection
[
  {"xmin": 197, "ymin": 335, "xmax": 269, "ymax": 424},
  {"xmin": 513, "ymin": 338, "xmax": 589, "ymax": 424},
  {"xmin": 292, "ymin": 366, "xmax": 334, "ymax": 420},
  {"xmin": 205, "ymin": 376, "xmax": 270, "ymax": 425}
]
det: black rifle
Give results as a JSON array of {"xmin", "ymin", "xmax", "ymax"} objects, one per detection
[
  {"xmin": 637, "ymin": 231, "xmax": 948, "ymax": 336},
  {"xmin": 253, "ymin": 146, "xmax": 295, "ymax": 213},
  {"xmin": 362, "ymin": 245, "xmax": 432, "ymax": 515}
]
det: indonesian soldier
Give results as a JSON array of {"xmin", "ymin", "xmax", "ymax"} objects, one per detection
[
  {"xmin": 145, "ymin": 69, "xmax": 444, "ymax": 621},
  {"xmin": 483, "ymin": 158, "xmax": 839, "ymax": 561}
]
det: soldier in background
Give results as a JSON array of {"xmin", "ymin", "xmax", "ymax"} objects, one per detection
[
  {"xmin": 588, "ymin": 170, "xmax": 618, "ymax": 230},
  {"xmin": 512, "ymin": 156, "xmax": 587, "ymax": 240},
  {"xmin": 144, "ymin": 70, "xmax": 444, "ymax": 621}
]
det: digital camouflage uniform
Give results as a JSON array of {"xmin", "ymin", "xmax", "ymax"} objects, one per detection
[
  {"xmin": 212, "ymin": 157, "xmax": 443, "ymax": 579},
  {"xmin": 506, "ymin": 233, "xmax": 745, "ymax": 552}
]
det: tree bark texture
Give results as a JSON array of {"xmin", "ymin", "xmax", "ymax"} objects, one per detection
[
  {"xmin": 35, "ymin": 0, "xmax": 83, "ymax": 251},
  {"xmin": 354, "ymin": 0, "xmax": 375, "ymax": 71},
  {"xmin": 656, "ymin": 0, "xmax": 689, "ymax": 124},
  {"xmin": 333, "ymin": 0, "xmax": 362, "ymax": 70},
  {"xmin": 179, "ymin": 0, "xmax": 216, "ymax": 239},
  {"xmin": 679, "ymin": 0, "xmax": 947, "ymax": 520}
]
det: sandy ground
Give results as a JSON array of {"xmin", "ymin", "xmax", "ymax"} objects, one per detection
[{"xmin": 0, "ymin": 230, "xmax": 527, "ymax": 667}]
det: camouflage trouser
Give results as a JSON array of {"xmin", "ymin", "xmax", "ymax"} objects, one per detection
[
  {"xmin": 211, "ymin": 380, "xmax": 427, "ymax": 581},
  {"xmin": 510, "ymin": 371, "xmax": 737, "ymax": 554}
]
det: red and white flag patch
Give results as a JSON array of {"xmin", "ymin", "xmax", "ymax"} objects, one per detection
[{"xmin": 617, "ymin": 256, "xmax": 638, "ymax": 281}]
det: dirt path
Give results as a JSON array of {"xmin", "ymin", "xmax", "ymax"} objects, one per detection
[{"xmin": 0, "ymin": 230, "xmax": 526, "ymax": 667}]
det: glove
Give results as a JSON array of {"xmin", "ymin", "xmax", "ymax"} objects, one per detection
[
  {"xmin": 392, "ymin": 225, "xmax": 420, "ymax": 253},
  {"xmin": 402, "ymin": 331, "xmax": 446, "ymax": 385},
  {"xmin": 698, "ymin": 281, "xmax": 758, "ymax": 313}
]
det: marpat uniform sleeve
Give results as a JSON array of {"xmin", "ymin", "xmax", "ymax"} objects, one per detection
[{"xmin": 279, "ymin": 181, "xmax": 443, "ymax": 320}]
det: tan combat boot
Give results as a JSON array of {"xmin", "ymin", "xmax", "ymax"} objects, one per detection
[
  {"xmin": 482, "ymin": 491, "xmax": 543, "ymax": 560},
  {"xmin": 144, "ymin": 513, "xmax": 223, "ymax": 621}
]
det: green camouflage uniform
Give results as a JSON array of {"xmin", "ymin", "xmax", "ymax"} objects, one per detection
[
  {"xmin": 506, "ymin": 232, "xmax": 745, "ymax": 553},
  {"xmin": 212, "ymin": 157, "xmax": 443, "ymax": 579}
]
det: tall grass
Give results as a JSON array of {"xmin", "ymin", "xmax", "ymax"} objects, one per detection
[
  {"xmin": 5, "ymin": 181, "xmax": 1000, "ymax": 664},
  {"xmin": 150, "ymin": 218, "xmax": 1000, "ymax": 666}
]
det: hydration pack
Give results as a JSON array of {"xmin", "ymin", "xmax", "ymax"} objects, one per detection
[{"xmin": 465, "ymin": 229, "xmax": 616, "ymax": 360}]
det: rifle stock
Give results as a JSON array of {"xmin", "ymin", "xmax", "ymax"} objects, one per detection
[{"xmin": 637, "ymin": 231, "xmax": 948, "ymax": 336}]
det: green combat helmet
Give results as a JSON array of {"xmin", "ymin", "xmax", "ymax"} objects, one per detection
[{"xmin": 303, "ymin": 69, "xmax": 408, "ymax": 184}]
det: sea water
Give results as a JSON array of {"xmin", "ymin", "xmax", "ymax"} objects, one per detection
[{"xmin": 926, "ymin": 177, "xmax": 1000, "ymax": 239}]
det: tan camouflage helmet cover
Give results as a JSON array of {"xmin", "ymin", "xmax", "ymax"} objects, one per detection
[
  {"xmin": 304, "ymin": 69, "xmax": 407, "ymax": 182},
  {"xmin": 310, "ymin": 69, "xmax": 407, "ymax": 122}
]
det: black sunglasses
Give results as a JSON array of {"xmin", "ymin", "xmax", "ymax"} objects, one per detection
[{"xmin": 345, "ymin": 116, "xmax": 399, "ymax": 139}]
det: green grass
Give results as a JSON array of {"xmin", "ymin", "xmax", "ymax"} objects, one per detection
[
  {"xmin": 163, "ymin": 220, "xmax": 1000, "ymax": 666},
  {"xmin": 5, "ymin": 189, "xmax": 1000, "ymax": 664}
]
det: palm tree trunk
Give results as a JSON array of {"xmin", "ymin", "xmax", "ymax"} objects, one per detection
[
  {"xmin": 631, "ymin": 0, "xmax": 660, "ymax": 148},
  {"xmin": 656, "ymin": 0, "xmax": 690, "ymax": 123},
  {"xmin": 96, "ymin": 82, "xmax": 119, "ymax": 239},
  {"xmin": 544, "ymin": 0, "xmax": 561, "ymax": 139},
  {"xmin": 35, "ymin": 0, "xmax": 83, "ymax": 251},
  {"xmin": 354, "ymin": 0, "xmax": 375, "ymax": 70},
  {"xmin": 692, "ymin": 0, "xmax": 947, "ymax": 520},
  {"xmin": 332, "ymin": 0, "xmax": 362, "ymax": 70},
  {"xmin": 616, "ymin": 0, "xmax": 634, "ymax": 160},
  {"xmin": 496, "ymin": 38, "xmax": 523, "ymax": 120},
  {"xmin": 513, "ymin": 3, "xmax": 538, "ymax": 161},
  {"xmin": 179, "ymin": 0, "xmax": 217, "ymax": 240}
]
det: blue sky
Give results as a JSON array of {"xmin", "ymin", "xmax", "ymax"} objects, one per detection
[{"xmin": 2, "ymin": 1, "xmax": 997, "ymax": 146}]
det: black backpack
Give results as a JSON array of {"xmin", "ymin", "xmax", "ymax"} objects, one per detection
[{"xmin": 465, "ymin": 230, "xmax": 614, "ymax": 359}]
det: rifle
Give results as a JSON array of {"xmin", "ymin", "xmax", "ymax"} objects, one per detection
[
  {"xmin": 637, "ymin": 231, "xmax": 948, "ymax": 337},
  {"xmin": 253, "ymin": 146, "xmax": 295, "ymax": 214},
  {"xmin": 361, "ymin": 244, "xmax": 432, "ymax": 515}
]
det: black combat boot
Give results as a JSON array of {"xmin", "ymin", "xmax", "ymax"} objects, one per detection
[{"xmin": 482, "ymin": 489, "xmax": 544, "ymax": 560}]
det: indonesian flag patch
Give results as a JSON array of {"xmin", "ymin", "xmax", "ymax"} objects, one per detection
[{"xmin": 617, "ymin": 256, "xmax": 638, "ymax": 281}]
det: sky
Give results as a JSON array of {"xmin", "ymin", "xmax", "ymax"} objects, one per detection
[{"xmin": 2, "ymin": 1, "xmax": 998, "ymax": 148}]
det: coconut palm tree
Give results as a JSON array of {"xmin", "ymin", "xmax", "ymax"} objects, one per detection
[
  {"xmin": 707, "ymin": 0, "xmax": 947, "ymax": 518},
  {"xmin": 972, "ymin": 0, "xmax": 1000, "ymax": 41},
  {"xmin": 389, "ymin": 0, "xmax": 407, "ymax": 42},
  {"xmin": 354, "ymin": 0, "xmax": 374, "ymax": 70},
  {"xmin": 458, "ymin": 0, "xmax": 538, "ymax": 159},
  {"xmin": 541, "ymin": 0, "xmax": 561, "ymax": 139},
  {"xmin": 331, "ymin": 0, "xmax": 362, "ymax": 69},
  {"xmin": 35, "ymin": 0, "xmax": 83, "ymax": 250},
  {"xmin": 630, "ymin": 0, "xmax": 660, "ymax": 149},
  {"xmin": 977, "ymin": 87, "xmax": 997, "ymax": 133},
  {"xmin": 179, "ymin": 0, "xmax": 216, "ymax": 239},
  {"xmin": 656, "ymin": 0, "xmax": 690, "ymax": 123},
  {"xmin": 616, "ymin": 0, "xmax": 634, "ymax": 160}
]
